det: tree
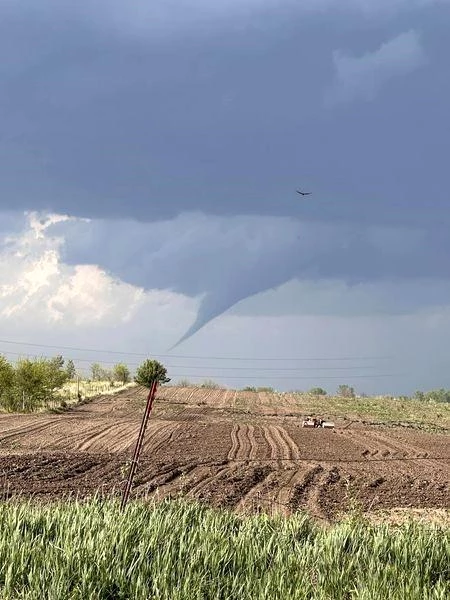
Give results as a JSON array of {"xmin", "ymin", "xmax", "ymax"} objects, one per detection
[
  {"xmin": 13, "ymin": 357, "xmax": 70, "ymax": 411},
  {"xmin": 414, "ymin": 388, "xmax": 450, "ymax": 403},
  {"xmin": 337, "ymin": 384, "xmax": 356, "ymax": 398},
  {"xmin": 66, "ymin": 359, "xmax": 76, "ymax": 380},
  {"xmin": 309, "ymin": 387, "xmax": 327, "ymax": 396},
  {"xmin": 113, "ymin": 363, "xmax": 130, "ymax": 385},
  {"xmin": 0, "ymin": 356, "xmax": 15, "ymax": 411},
  {"xmin": 51, "ymin": 355, "xmax": 65, "ymax": 370},
  {"xmin": 91, "ymin": 363, "xmax": 113, "ymax": 382},
  {"xmin": 45, "ymin": 356, "xmax": 70, "ymax": 391},
  {"xmin": 134, "ymin": 359, "xmax": 170, "ymax": 388}
]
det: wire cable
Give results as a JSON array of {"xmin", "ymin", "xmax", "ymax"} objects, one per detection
[
  {"xmin": 0, "ymin": 338, "xmax": 393, "ymax": 362},
  {"xmin": 0, "ymin": 349, "xmax": 389, "ymax": 372}
]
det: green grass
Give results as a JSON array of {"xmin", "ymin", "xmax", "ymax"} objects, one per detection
[
  {"xmin": 291, "ymin": 394, "xmax": 450, "ymax": 431},
  {"xmin": 0, "ymin": 498, "xmax": 448, "ymax": 599}
]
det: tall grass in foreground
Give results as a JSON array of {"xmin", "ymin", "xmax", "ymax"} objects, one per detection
[{"xmin": 0, "ymin": 498, "xmax": 448, "ymax": 600}]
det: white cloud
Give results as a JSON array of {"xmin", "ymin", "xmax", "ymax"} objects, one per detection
[
  {"xmin": 326, "ymin": 30, "xmax": 427, "ymax": 106},
  {"xmin": 0, "ymin": 212, "xmax": 197, "ymax": 334}
]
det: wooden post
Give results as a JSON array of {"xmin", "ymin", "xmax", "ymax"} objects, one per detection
[{"xmin": 120, "ymin": 380, "xmax": 158, "ymax": 510}]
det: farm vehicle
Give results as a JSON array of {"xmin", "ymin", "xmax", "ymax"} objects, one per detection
[{"xmin": 302, "ymin": 417, "xmax": 335, "ymax": 429}]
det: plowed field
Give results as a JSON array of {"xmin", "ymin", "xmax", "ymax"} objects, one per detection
[{"xmin": 0, "ymin": 386, "xmax": 448, "ymax": 520}]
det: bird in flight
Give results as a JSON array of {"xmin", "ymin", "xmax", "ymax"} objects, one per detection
[{"xmin": 296, "ymin": 189, "xmax": 311, "ymax": 196}]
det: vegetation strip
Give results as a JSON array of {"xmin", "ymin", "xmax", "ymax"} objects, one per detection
[{"xmin": 0, "ymin": 498, "xmax": 448, "ymax": 599}]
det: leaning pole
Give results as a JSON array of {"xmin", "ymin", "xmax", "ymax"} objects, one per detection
[{"xmin": 120, "ymin": 379, "xmax": 158, "ymax": 510}]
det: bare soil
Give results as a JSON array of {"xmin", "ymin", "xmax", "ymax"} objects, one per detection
[{"xmin": 0, "ymin": 386, "xmax": 448, "ymax": 520}]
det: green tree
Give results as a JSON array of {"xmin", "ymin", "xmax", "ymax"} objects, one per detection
[
  {"xmin": 309, "ymin": 387, "xmax": 327, "ymax": 396},
  {"xmin": 45, "ymin": 356, "xmax": 70, "ymax": 391},
  {"xmin": 91, "ymin": 363, "xmax": 103, "ymax": 381},
  {"xmin": 134, "ymin": 360, "xmax": 170, "ymax": 388},
  {"xmin": 113, "ymin": 363, "xmax": 130, "ymax": 385},
  {"xmin": 0, "ymin": 356, "xmax": 15, "ymax": 411},
  {"xmin": 337, "ymin": 384, "xmax": 356, "ymax": 398},
  {"xmin": 13, "ymin": 357, "xmax": 70, "ymax": 411},
  {"xmin": 66, "ymin": 359, "xmax": 76, "ymax": 380},
  {"xmin": 51, "ymin": 355, "xmax": 65, "ymax": 370}
]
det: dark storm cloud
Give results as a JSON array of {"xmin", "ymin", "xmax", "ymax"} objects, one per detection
[
  {"xmin": 50, "ymin": 213, "xmax": 449, "ymax": 346},
  {"xmin": 1, "ymin": 1, "xmax": 450, "ymax": 345},
  {"xmin": 0, "ymin": 2, "xmax": 449, "ymax": 229}
]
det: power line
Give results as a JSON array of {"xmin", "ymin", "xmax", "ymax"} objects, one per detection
[
  {"xmin": 163, "ymin": 374, "xmax": 401, "ymax": 380},
  {"xmin": 0, "ymin": 349, "xmax": 387, "ymax": 372},
  {"xmin": 0, "ymin": 351, "xmax": 400, "ymax": 378},
  {"xmin": 0, "ymin": 338, "xmax": 393, "ymax": 362}
]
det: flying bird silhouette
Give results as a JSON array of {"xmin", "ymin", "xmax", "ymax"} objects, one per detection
[{"xmin": 296, "ymin": 189, "xmax": 312, "ymax": 196}]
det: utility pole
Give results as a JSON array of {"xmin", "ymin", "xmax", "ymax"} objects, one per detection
[{"xmin": 121, "ymin": 380, "xmax": 158, "ymax": 510}]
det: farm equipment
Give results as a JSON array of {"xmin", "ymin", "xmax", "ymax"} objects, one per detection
[{"xmin": 302, "ymin": 417, "xmax": 335, "ymax": 429}]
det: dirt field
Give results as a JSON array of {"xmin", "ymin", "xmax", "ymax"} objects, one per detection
[{"xmin": 0, "ymin": 386, "xmax": 448, "ymax": 520}]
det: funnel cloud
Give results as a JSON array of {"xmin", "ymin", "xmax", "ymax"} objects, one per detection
[{"xmin": 51, "ymin": 213, "xmax": 448, "ymax": 347}]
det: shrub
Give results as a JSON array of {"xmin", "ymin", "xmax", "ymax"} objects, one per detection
[
  {"xmin": 134, "ymin": 360, "xmax": 170, "ymax": 388},
  {"xmin": 200, "ymin": 379, "xmax": 220, "ymax": 389},
  {"xmin": 177, "ymin": 379, "xmax": 194, "ymax": 387},
  {"xmin": 309, "ymin": 387, "xmax": 327, "ymax": 396},
  {"xmin": 337, "ymin": 384, "xmax": 356, "ymax": 398},
  {"xmin": 113, "ymin": 363, "xmax": 131, "ymax": 385}
]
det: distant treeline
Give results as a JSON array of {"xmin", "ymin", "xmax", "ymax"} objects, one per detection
[
  {"xmin": 413, "ymin": 388, "xmax": 450, "ymax": 403},
  {"xmin": 176, "ymin": 379, "xmax": 450, "ymax": 403}
]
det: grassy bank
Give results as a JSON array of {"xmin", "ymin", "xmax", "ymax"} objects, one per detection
[{"xmin": 0, "ymin": 498, "xmax": 448, "ymax": 599}]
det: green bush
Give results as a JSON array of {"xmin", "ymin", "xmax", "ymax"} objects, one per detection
[
  {"xmin": 113, "ymin": 363, "xmax": 131, "ymax": 385},
  {"xmin": 337, "ymin": 384, "xmax": 356, "ymax": 398},
  {"xmin": 134, "ymin": 359, "xmax": 170, "ymax": 388},
  {"xmin": 309, "ymin": 387, "xmax": 327, "ymax": 396}
]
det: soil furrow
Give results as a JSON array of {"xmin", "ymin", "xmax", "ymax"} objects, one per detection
[
  {"xmin": 228, "ymin": 424, "xmax": 240, "ymax": 460},
  {"xmin": 1, "ymin": 386, "xmax": 448, "ymax": 519}
]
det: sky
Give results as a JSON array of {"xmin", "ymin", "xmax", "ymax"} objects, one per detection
[{"xmin": 0, "ymin": 1, "xmax": 449, "ymax": 394}]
